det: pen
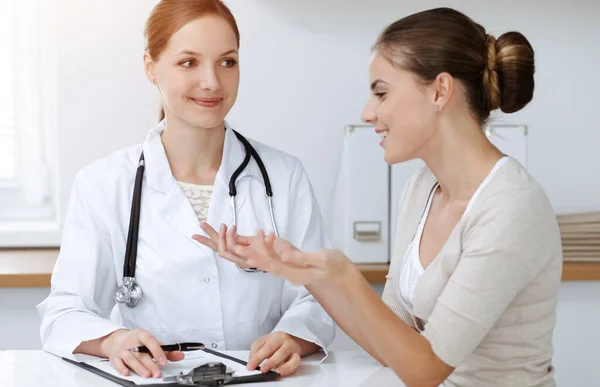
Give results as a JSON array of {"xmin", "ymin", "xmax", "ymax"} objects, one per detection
[{"xmin": 129, "ymin": 342, "xmax": 205, "ymax": 353}]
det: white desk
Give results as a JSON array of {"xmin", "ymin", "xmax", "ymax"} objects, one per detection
[{"xmin": 0, "ymin": 350, "xmax": 404, "ymax": 387}]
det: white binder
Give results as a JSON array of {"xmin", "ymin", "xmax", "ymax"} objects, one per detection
[{"xmin": 338, "ymin": 125, "xmax": 390, "ymax": 264}]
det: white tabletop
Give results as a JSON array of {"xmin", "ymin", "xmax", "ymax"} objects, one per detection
[{"xmin": 0, "ymin": 350, "xmax": 404, "ymax": 387}]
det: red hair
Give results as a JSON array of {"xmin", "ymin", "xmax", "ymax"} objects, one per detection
[{"xmin": 144, "ymin": 0, "xmax": 240, "ymax": 121}]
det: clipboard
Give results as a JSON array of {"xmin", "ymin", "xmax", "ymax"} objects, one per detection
[{"xmin": 62, "ymin": 348, "xmax": 280, "ymax": 386}]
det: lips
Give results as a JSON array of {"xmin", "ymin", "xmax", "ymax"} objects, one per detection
[
  {"xmin": 375, "ymin": 129, "xmax": 388, "ymax": 147},
  {"xmin": 190, "ymin": 97, "xmax": 223, "ymax": 108}
]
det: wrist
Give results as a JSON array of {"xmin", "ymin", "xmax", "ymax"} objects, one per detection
[
  {"xmin": 289, "ymin": 334, "xmax": 319, "ymax": 356},
  {"xmin": 99, "ymin": 329, "xmax": 128, "ymax": 358},
  {"xmin": 329, "ymin": 252, "xmax": 355, "ymax": 285}
]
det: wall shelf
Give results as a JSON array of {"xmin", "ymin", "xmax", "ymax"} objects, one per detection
[{"xmin": 0, "ymin": 249, "xmax": 598, "ymax": 288}]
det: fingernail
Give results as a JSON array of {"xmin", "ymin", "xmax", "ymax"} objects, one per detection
[
  {"xmin": 144, "ymin": 371, "xmax": 151, "ymax": 378},
  {"xmin": 158, "ymin": 357, "xmax": 166, "ymax": 366},
  {"xmin": 121, "ymin": 369, "xmax": 128, "ymax": 375},
  {"xmin": 247, "ymin": 259, "xmax": 256, "ymax": 266}
]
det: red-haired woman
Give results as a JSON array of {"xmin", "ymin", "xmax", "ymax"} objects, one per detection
[{"xmin": 37, "ymin": 0, "xmax": 335, "ymax": 379}]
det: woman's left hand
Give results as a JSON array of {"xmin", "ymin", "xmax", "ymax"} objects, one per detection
[
  {"xmin": 193, "ymin": 223, "xmax": 351, "ymax": 285},
  {"xmin": 247, "ymin": 331, "xmax": 317, "ymax": 376}
]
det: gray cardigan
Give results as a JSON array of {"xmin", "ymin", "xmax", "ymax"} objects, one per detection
[{"xmin": 382, "ymin": 158, "xmax": 562, "ymax": 386}]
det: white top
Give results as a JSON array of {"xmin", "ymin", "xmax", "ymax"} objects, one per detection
[
  {"xmin": 177, "ymin": 181, "xmax": 213, "ymax": 223},
  {"xmin": 399, "ymin": 157, "xmax": 510, "ymax": 308}
]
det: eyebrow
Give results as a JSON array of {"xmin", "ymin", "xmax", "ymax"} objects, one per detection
[
  {"xmin": 177, "ymin": 49, "xmax": 238, "ymax": 57},
  {"xmin": 370, "ymin": 79, "xmax": 388, "ymax": 90}
]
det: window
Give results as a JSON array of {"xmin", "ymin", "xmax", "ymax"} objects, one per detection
[{"xmin": 0, "ymin": 0, "xmax": 59, "ymax": 246}]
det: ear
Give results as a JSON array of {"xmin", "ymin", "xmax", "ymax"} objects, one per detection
[
  {"xmin": 431, "ymin": 72, "xmax": 454, "ymax": 112},
  {"xmin": 144, "ymin": 50, "xmax": 157, "ymax": 85}
]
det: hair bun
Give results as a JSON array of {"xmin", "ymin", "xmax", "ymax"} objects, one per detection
[
  {"xmin": 483, "ymin": 34, "xmax": 500, "ymax": 111},
  {"xmin": 493, "ymin": 31, "xmax": 535, "ymax": 113}
]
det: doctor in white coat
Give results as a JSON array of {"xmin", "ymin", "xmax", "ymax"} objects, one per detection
[{"xmin": 37, "ymin": 0, "xmax": 335, "ymax": 380}]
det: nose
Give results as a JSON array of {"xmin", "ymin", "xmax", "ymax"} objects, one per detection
[
  {"xmin": 360, "ymin": 98, "xmax": 377, "ymax": 124},
  {"xmin": 199, "ymin": 65, "xmax": 221, "ymax": 92}
]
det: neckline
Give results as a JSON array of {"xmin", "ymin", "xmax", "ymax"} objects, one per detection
[
  {"xmin": 177, "ymin": 181, "xmax": 214, "ymax": 190},
  {"xmin": 414, "ymin": 156, "xmax": 510, "ymax": 270}
]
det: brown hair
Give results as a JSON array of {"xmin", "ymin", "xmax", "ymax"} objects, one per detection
[
  {"xmin": 144, "ymin": 0, "xmax": 240, "ymax": 122},
  {"xmin": 374, "ymin": 7, "xmax": 535, "ymax": 125}
]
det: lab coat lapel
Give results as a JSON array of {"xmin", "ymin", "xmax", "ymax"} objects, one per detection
[
  {"xmin": 205, "ymin": 123, "xmax": 249, "ymax": 231},
  {"xmin": 142, "ymin": 121, "xmax": 249, "ymax": 243},
  {"xmin": 142, "ymin": 122, "xmax": 203, "ymax": 243}
]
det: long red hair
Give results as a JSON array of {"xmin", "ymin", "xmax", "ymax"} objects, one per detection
[{"xmin": 144, "ymin": 0, "xmax": 240, "ymax": 122}]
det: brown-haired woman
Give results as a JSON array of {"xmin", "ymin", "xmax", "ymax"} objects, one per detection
[
  {"xmin": 201, "ymin": 7, "xmax": 562, "ymax": 387},
  {"xmin": 37, "ymin": 0, "xmax": 335, "ymax": 380}
]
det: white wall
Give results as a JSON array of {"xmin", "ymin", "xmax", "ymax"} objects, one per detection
[
  {"xmin": 4, "ymin": 283, "xmax": 599, "ymax": 385},
  {"xmin": 11, "ymin": 3, "xmax": 595, "ymax": 385},
  {"xmin": 54, "ymin": 0, "xmax": 600, "ymax": 235}
]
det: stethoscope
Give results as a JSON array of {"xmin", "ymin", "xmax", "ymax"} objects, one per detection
[{"xmin": 115, "ymin": 130, "xmax": 280, "ymax": 308}]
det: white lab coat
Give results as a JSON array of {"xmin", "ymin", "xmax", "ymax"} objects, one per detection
[{"xmin": 37, "ymin": 121, "xmax": 336, "ymax": 360}]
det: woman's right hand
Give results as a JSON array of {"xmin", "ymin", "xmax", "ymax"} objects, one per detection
[{"xmin": 99, "ymin": 329, "xmax": 185, "ymax": 378}]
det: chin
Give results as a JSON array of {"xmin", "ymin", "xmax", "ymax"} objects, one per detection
[
  {"xmin": 186, "ymin": 114, "xmax": 227, "ymax": 130},
  {"xmin": 383, "ymin": 150, "xmax": 413, "ymax": 165}
]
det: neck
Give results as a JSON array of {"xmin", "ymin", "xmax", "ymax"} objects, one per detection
[
  {"xmin": 161, "ymin": 116, "xmax": 226, "ymax": 185},
  {"xmin": 420, "ymin": 117, "xmax": 504, "ymax": 202}
]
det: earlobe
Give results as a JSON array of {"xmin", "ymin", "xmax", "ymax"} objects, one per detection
[{"xmin": 432, "ymin": 72, "xmax": 454, "ymax": 112}]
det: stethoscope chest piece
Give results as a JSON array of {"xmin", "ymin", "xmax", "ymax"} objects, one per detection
[{"xmin": 115, "ymin": 277, "xmax": 143, "ymax": 308}]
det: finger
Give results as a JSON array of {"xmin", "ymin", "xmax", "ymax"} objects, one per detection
[
  {"xmin": 217, "ymin": 224, "xmax": 229, "ymax": 256},
  {"xmin": 247, "ymin": 340, "xmax": 266, "ymax": 370},
  {"xmin": 256, "ymin": 230, "xmax": 268, "ymax": 246},
  {"xmin": 250, "ymin": 336, "xmax": 266, "ymax": 357},
  {"xmin": 110, "ymin": 357, "xmax": 130, "ymax": 376},
  {"xmin": 226, "ymin": 225, "xmax": 238, "ymax": 254},
  {"xmin": 215, "ymin": 224, "xmax": 249, "ymax": 266},
  {"xmin": 192, "ymin": 234, "xmax": 217, "ymax": 251},
  {"xmin": 266, "ymin": 232, "xmax": 276, "ymax": 246},
  {"xmin": 121, "ymin": 351, "xmax": 152, "ymax": 378},
  {"xmin": 234, "ymin": 235, "xmax": 253, "ymax": 246},
  {"xmin": 275, "ymin": 353, "xmax": 301, "ymax": 377},
  {"xmin": 245, "ymin": 230, "xmax": 276, "ymax": 262},
  {"xmin": 166, "ymin": 351, "xmax": 185, "ymax": 362},
  {"xmin": 137, "ymin": 353, "xmax": 162, "ymax": 378},
  {"xmin": 259, "ymin": 345, "xmax": 291, "ymax": 373},
  {"xmin": 137, "ymin": 330, "xmax": 167, "ymax": 366},
  {"xmin": 200, "ymin": 222, "xmax": 219, "ymax": 241},
  {"xmin": 247, "ymin": 339, "xmax": 279, "ymax": 371}
]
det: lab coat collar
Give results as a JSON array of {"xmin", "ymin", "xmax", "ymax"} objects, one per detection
[{"xmin": 141, "ymin": 119, "xmax": 253, "ymax": 194}]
